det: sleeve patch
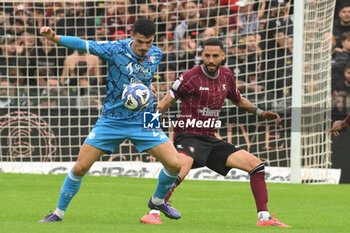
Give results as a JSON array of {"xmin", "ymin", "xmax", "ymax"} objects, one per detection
[{"xmin": 172, "ymin": 79, "xmax": 181, "ymax": 91}]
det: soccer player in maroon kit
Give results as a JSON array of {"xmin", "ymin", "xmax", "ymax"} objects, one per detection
[
  {"xmin": 140, "ymin": 38, "xmax": 290, "ymax": 227},
  {"xmin": 329, "ymin": 114, "xmax": 350, "ymax": 136}
]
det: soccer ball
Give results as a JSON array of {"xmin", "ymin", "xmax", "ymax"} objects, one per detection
[{"xmin": 122, "ymin": 83, "xmax": 151, "ymax": 111}]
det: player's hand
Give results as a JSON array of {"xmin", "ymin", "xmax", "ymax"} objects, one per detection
[
  {"xmin": 328, "ymin": 120, "xmax": 348, "ymax": 137},
  {"xmin": 40, "ymin": 27, "xmax": 59, "ymax": 43},
  {"xmin": 151, "ymin": 84, "xmax": 157, "ymax": 98},
  {"xmin": 261, "ymin": 111, "xmax": 281, "ymax": 124}
]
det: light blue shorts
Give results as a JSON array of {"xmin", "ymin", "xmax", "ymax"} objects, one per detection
[{"xmin": 84, "ymin": 116, "xmax": 169, "ymax": 153}]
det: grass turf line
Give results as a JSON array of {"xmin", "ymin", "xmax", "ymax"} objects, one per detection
[{"xmin": 0, "ymin": 173, "xmax": 349, "ymax": 233}]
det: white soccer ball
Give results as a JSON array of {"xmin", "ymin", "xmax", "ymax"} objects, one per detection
[{"xmin": 122, "ymin": 83, "xmax": 151, "ymax": 111}]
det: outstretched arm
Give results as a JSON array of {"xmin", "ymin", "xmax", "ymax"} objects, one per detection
[
  {"xmin": 156, "ymin": 91, "xmax": 178, "ymax": 116},
  {"xmin": 328, "ymin": 114, "xmax": 350, "ymax": 136},
  {"xmin": 233, "ymin": 97, "xmax": 281, "ymax": 124},
  {"xmin": 40, "ymin": 27, "xmax": 61, "ymax": 43},
  {"xmin": 40, "ymin": 27, "xmax": 87, "ymax": 52}
]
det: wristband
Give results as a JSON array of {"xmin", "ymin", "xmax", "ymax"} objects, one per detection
[{"xmin": 256, "ymin": 108, "xmax": 263, "ymax": 116}]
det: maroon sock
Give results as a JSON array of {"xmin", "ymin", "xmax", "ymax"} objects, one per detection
[
  {"xmin": 164, "ymin": 176, "xmax": 181, "ymax": 202},
  {"xmin": 250, "ymin": 171, "xmax": 268, "ymax": 212}
]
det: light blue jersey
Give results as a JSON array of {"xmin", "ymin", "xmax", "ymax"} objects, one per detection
[
  {"xmin": 58, "ymin": 36, "xmax": 168, "ymax": 153},
  {"xmin": 87, "ymin": 39, "xmax": 162, "ymax": 121}
]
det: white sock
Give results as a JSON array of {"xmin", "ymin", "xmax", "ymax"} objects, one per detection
[
  {"xmin": 258, "ymin": 211, "xmax": 270, "ymax": 222},
  {"xmin": 54, "ymin": 208, "xmax": 65, "ymax": 219},
  {"xmin": 151, "ymin": 195, "xmax": 164, "ymax": 205},
  {"xmin": 149, "ymin": 210, "xmax": 161, "ymax": 215}
]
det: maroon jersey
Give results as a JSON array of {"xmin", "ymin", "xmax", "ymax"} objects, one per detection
[{"xmin": 170, "ymin": 65, "xmax": 241, "ymax": 136}]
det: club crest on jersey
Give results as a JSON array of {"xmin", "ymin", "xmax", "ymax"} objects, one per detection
[{"xmin": 149, "ymin": 55, "xmax": 156, "ymax": 64}]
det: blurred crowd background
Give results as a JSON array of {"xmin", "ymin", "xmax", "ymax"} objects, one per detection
[{"xmin": 0, "ymin": 0, "xmax": 348, "ymax": 121}]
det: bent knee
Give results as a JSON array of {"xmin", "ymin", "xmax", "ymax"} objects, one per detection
[
  {"xmin": 165, "ymin": 161, "xmax": 181, "ymax": 174},
  {"xmin": 253, "ymin": 157, "xmax": 263, "ymax": 166},
  {"xmin": 72, "ymin": 163, "xmax": 89, "ymax": 176},
  {"xmin": 244, "ymin": 153, "xmax": 264, "ymax": 172}
]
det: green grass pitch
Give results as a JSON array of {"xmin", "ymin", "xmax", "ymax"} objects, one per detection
[{"xmin": 0, "ymin": 173, "xmax": 349, "ymax": 233}]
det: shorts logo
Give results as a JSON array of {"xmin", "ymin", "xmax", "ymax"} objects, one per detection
[
  {"xmin": 152, "ymin": 130, "xmax": 159, "ymax": 137},
  {"xmin": 189, "ymin": 146, "xmax": 195, "ymax": 153},
  {"xmin": 88, "ymin": 132, "xmax": 95, "ymax": 139},
  {"xmin": 143, "ymin": 111, "xmax": 161, "ymax": 128},
  {"xmin": 177, "ymin": 144, "xmax": 184, "ymax": 149}
]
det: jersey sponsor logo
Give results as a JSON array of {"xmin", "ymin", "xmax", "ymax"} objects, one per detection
[
  {"xmin": 197, "ymin": 107, "xmax": 220, "ymax": 117},
  {"xmin": 199, "ymin": 86, "xmax": 209, "ymax": 91},
  {"xmin": 126, "ymin": 62, "xmax": 152, "ymax": 77},
  {"xmin": 124, "ymin": 79, "xmax": 144, "ymax": 89},
  {"xmin": 126, "ymin": 62, "xmax": 134, "ymax": 75}
]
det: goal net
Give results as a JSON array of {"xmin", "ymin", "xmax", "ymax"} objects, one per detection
[{"xmin": 0, "ymin": 0, "xmax": 339, "ymax": 183}]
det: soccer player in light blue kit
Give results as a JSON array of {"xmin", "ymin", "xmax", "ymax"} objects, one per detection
[{"xmin": 39, "ymin": 18, "xmax": 181, "ymax": 222}]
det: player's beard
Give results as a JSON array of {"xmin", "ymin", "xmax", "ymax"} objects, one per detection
[
  {"xmin": 204, "ymin": 63, "xmax": 220, "ymax": 76},
  {"xmin": 138, "ymin": 49, "xmax": 148, "ymax": 57}
]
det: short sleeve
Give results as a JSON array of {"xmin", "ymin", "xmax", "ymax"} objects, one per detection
[
  {"xmin": 226, "ymin": 74, "xmax": 241, "ymax": 103},
  {"xmin": 87, "ymin": 40, "xmax": 119, "ymax": 61},
  {"xmin": 170, "ymin": 73, "xmax": 191, "ymax": 99}
]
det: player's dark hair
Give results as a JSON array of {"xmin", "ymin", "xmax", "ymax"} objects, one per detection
[
  {"xmin": 133, "ymin": 18, "xmax": 156, "ymax": 37},
  {"xmin": 203, "ymin": 38, "xmax": 224, "ymax": 51}
]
